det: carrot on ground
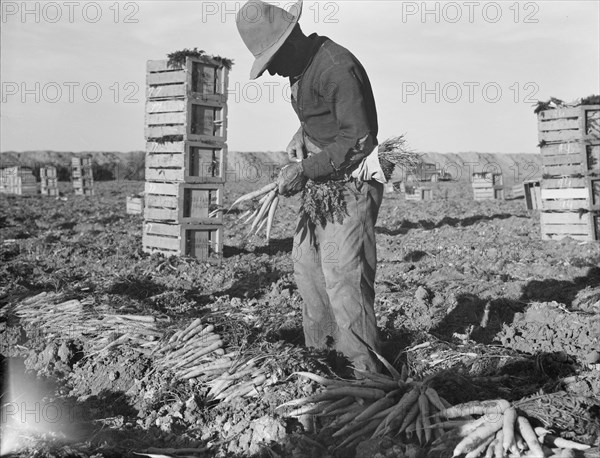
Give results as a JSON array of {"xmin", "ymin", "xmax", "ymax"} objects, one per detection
[
  {"xmin": 517, "ymin": 416, "xmax": 544, "ymax": 457},
  {"xmin": 452, "ymin": 418, "xmax": 503, "ymax": 457},
  {"xmin": 502, "ymin": 406, "xmax": 518, "ymax": 454}
]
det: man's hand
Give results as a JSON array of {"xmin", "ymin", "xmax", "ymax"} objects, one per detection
[
  {"xmin": 277, "ymin": 162, "xmax": 307, "ymax": 197},
  {"xmin": 286, "ymin": 128, "xmax": 306, "ymax": 162}
]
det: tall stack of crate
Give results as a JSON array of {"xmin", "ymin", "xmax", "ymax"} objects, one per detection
[
  {"xmin": 472, "ymin": 172, "xmax": 504, "ymax": 200},
  {"xmin": 0, "ymin": 167, "xmax": 37, "ymax": 195},
  {"xmin": 538, "ymin": 103, "xmax": 600, "ymax": 241},
  {"xmin": 142, "ymin": 56, "xmax": 229, "ymax": 261},
  {"xmin": 40, "ymin": 166, "xmax": 59, "ymax": 196},
  {"xmin": 72, "ymin": 157, "xmax": 94, "ymax": 195}
]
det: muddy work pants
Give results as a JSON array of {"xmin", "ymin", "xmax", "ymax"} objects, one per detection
[{"xmin": 293, "ymin": 179, "xmax": 383, "ymax": 372}]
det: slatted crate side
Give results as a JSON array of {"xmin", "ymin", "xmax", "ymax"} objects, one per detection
[
  {"xmin": 72, "ymin": 157, "xmax": 92, "ymax": 167},
  {"xmin": 72, "ymin": 167, "xmax": 93, "ymax": 179},
  {"xmin": 142, "ymin": 222, "xmax": 223, "ymax": 261},
  {"xmin": 540, "ymin": 177, "xmax": 600, "ymax": 211},
  {"xmin": 512, "ymin": 183, "xmax": 525, "ymax": 199},
  {"xmin": 126, "ymin": 196, "xmax": 144, "ymax": 215},
  {"xmin": 41, "ymin": 178, "xmax": 58, "ymax": 187},
  {"xmin": 472, "ymin": 172, "xmax": 502, "ymax": 186},
  {"xmin": 41, "ymin": 188, "xmax": 59, "ymax": 196},
  {"xmin": 523, "ymin": 180, "xmax": 542, "ymax": 210},
  {"xmin": 540, "ymin": 142, "xmax": 600, "ymax": 176},
  {"xmin": 405, "ymin": 188, "xmax": 432, "ymax": 201},
  {"xmin": 40, "ymin": 166, "xmax": 58, "ymax": 178},
  {"xmin": 145, "ymin": 99, "xmax": 228, "ymax": 143},
  {"xmin": 473, "ymin": 187, "xmax": 498, "ymax": 201},
  {"xmin": 144, "ymin": 182, "xmax": 223, "ymax": 224},
  {"xmin": 75, "ymin": 188, "xmax": 94, "ymax": 196},
  {"xmin": 538, "ymin": 105, "xmax": 600, "ymax": 143},
  {"xmin": 540, "ymin": 211, "xmax": 598, "ymax": 241},
  {"xmin": 73, "ymin": 177, "xmax": 94, "ymax": 188},
  {"xmin": 147, "ymin": 58, "xmax": 228, "ymax": 102},
  {"xmin": 146, "ymin": 141, "xmax": 227, "ymax": 183}
]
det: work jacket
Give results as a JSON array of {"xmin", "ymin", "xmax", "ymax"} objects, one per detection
[{"xmin": 292, "ymin": 34, "xmax": 379, "ymax": 181}]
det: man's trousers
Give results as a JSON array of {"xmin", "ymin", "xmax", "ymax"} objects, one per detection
[{"xmin": 293, "ymin": 179, "xmax": 383, "ymax": 372}]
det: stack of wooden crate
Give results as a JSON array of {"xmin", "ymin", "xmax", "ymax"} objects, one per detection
[
  {"xmin": 0, "ymin": 167, "xmax": 37, "ymax": 195},
  {"xmin": 40, "ymin": 166, "xmax": 59, "ymax": 196},
  {"xmin": 142, "ymin": 56, "xmax": 229, "ymax": 261},
  {"xmin": 538, "ymin": 103, "xmax": 600, "ymax": 241},
  {"xmin": 72, "ymin": 157, "xmax": 94, "ymax": 195},
  {"xmin": 472, "ymin": 172, "xmax": 504, "ymax": 200}
]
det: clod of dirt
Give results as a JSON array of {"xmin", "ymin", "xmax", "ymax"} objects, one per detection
[
  {"xmin": 572, "ymin": 286, "xmax": 600, "ymax": 313},
  {"xmin": 354, "ymin": 437, "xmax": 408, "ymax": 458},
  {"xmin": 586, "ymin": 351, "xmax": 600, "ymax": 364},
  {"xmin": 415, "ymin": 286, "xmax": 430, "ymax": 302},
  {"xmin": 498, "ymin": 301, "xmax": 600, "ymax": 360}
]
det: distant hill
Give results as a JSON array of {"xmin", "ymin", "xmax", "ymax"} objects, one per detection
[
  {"xmin": 0, "ymin": 150, "xmax": 541, "ymax": 185},
  {"xmin": 417, "ymin": 152, "xmax": 542, "ymax": 187}
]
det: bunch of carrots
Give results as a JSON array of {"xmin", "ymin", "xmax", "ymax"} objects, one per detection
[
  {"xmin": 155, "ymin": 319, "xmax": 275, "ymax": 403},
  {"xmin": 275, "ymin": 359, "xmax": 455, "ymax": 451},
  {"xmin": 228, "ymin": 182, "xmax": 279, "ymax": 240},
  {"xmin": 429, "ymin": 400, "xmax": 592, "ymax": 458}
]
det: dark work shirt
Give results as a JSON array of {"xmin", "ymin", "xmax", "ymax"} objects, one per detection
[{"xmin": 291, "ymin": 34, "xmax": 379, "ymax": 180}]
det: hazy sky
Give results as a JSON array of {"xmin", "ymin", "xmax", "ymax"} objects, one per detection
[{"xmin": 1, "ymin": 1, "xmax": 599, "ymax": 154}]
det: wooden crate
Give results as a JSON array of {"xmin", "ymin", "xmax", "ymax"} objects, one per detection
[
  {"xmin": 145, "ymin": 57, "xmax": 229, "ymax": 143},
  {"xmin": 541, "ymin": 141, "xmax": 600, "ymax": 176},
  {"xmin": 541, "ymin": 176, "xmax": 600, "ymax": 211},
  {"xmin": 538, "ymin": 104, "xmax": 600, "ymax": 144},
  {"xmin": 512, "ymin": 184, "xmax": 525, "ymax": 199},
  {"xmin": 146, "ymin": 57, "xmax": 228, "ymax": 102},
  {"xmin": 40, "ymin": 166, "xmax": 57, "ymax": 178},
  {"xmin": 41, "ymin": 188, "xmax": 59, "ymax": 196},
  {"xmin": 75, "ymin": 188, "xmax": 94, "ymax": 196},
  {"xmin": 405, "ymin": 186, "xmax": 432, "ymax": 201},
  {"xmin": 73, "ymin": 177, "xmax": 94, "ymax": 189},
  {"xmin": 0, "ymin": 167, "xmax": 37, "ymax": 195},
  {"xmin": 523, "ymin": 180, "xmax": 542, "ymax": 210},
  {"xmin": 41, "ymin": 178, "xmax": 58, "ymax": 187},
  {"xmin": 41, "ymin": 176, "xmax": 59, "ymax": 197},
  {"xmin": 145, "ymin": 98, "xmax": 227, "ymax": 142},
  {"xmin": 126, "ymin": 196, "xmax": 144, "ymax": 215},
  {"xmin": 145, "ymin": 141, "xmax": 227, "ymax": 183},
  {"xmin": 72, "ymin": 157, "xmax": 92, "ymax": 168},
  {"xmin": 472, "ymin": 173, "xmax": 504, "ymax": 200},
  {"xmin": 143, "ymin": 222, "xmax": 223, "ymax": 261},
  {"xmin": 144, "ymin": 182, "xmax": 223, "ymax": 224},
  {"xmin": 540, "ymin": 211, "xmax": 599, "ymax": 241},
  {"xmin": 72, "ymin": 167, "xmax": 93, "ymax": 179},
  {"xmin": 473, "ymin": 172, "xmax": 503, "ymax": 186}
]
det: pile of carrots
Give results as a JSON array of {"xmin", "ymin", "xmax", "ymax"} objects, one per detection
[
  {"xmin": 12, "ymin": 292, "xmax": 165, "ymax": 355},
  {"xmin": 429, "ymin": 400, "xmax": 592, "ymax": 457},
  {"xmin": 277, "ymin": 368, "xmax": 593, "ymax": 456},
  {"xmin": 276, "ymin": 367, "xmax": 454, "ymax": 451},
  {"xmin": 155, "ymin": 319, "xmax": 275, "ymax": 403},
  {"xmin": 228, "ymin": 182, "xmax": 279, "ymax": 240}
]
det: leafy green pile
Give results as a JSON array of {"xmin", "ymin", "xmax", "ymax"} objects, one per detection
[{"xmin": 167, "ymin": 47, "xmax": 234, "ymax": 70}]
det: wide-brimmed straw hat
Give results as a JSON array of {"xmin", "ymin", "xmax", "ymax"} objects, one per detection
[{"xmin": 236, "ymin": 0, "xmax": 303, "ymax": 79}]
